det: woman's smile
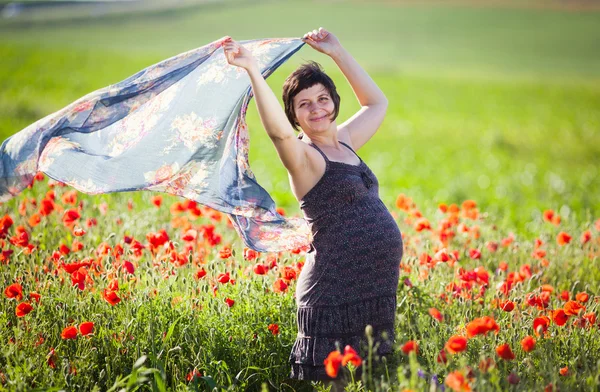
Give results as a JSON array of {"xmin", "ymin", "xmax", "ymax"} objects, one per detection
[{"xmin": 310, "ymin": 114, "xmax": 328, "ymax": 122}]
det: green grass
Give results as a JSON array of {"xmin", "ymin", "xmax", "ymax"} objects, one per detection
[{"xmin": 0, "ymin": 2, "xmax": 599, "ymax": 390}]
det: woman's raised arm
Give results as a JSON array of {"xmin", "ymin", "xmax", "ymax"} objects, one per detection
[
  {"xmin": 303, "ymin": 28, "xmax": 388, "ymax": 150},
  {"xmin": 223, "ymin": 38, "xmax": 308, "ymax": 173}
]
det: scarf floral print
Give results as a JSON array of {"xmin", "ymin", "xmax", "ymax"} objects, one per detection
[{"xmin": 0, "ymin": 36, "xmax": 313, "ymax": 252}]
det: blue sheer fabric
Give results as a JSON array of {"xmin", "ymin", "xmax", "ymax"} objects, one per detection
[{"xmin": 0, "ymin": 37, "xmax": 313, "ymax": 252}]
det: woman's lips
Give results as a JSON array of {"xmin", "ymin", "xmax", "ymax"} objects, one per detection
[{"xmin": 310, "ymin": 115, "xmax": 328, "ymax": 122}]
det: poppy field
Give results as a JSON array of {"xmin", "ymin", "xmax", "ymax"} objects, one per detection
[
  {"xmin": 1, "ymin": 1, "xmax": 600, "ymax": 391},
  {"xmin": 0, "ymin": 175, "xmax": 599, "ymax": 391}
]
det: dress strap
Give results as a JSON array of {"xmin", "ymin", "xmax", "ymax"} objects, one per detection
[
  {"xmin": 308, "ymin": 143, "xmax": 330, "ymax": 166},
  {"xmin": 339, "ymin": 141, "xmax": 363, "ymax": 163}
]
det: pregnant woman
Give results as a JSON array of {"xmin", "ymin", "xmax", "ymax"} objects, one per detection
[{"xmin": 223, "ymin": 28, "xmax": 403, "ymax": 388}]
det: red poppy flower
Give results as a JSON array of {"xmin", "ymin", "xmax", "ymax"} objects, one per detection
[
  {"xmin": 520, "ymin": 335, "xmax": 536, "ymax": 352},
  {"xmin": 500, "ymin": 300, "xmax": 515, "ymax": 312},
  {"xmin": 62, "ymin": 209, "xmax": 81, "ymax": 227},
  {"xmin": 556, "ymin": 231, "xmax": 572, "ymax": 245},
  {"xmin": 575, "ymin": 292, "xmax": 589, "ymax": 303},
  {"xmin": 401, "ymin": 340, "xmax": 419, "ymax": 355},
  {"xmin": 79, "ymin": 321, "xmax": 94, "ymax": 336},
  {"xmin": 16, "ymin": 302, "xmax": 33, "ymax": 317},
  {"xmin": 466, "ymin": 316, "xmax": 500, "ymax": 338},
  {"xmin": 445, "ymin": 370, "xmax": 471, "ymax": 392},
  {"xmin": 496, "ymin": 343, "xmax": 515, "ymax": 360},
  {"xmin": 151, "ymin": 195, "xmax": 162, "ymax": 207},
  {"xmin": 29, "ymin": 292, "xmax": 41, "ymax": 304},
  {"xmin": 195, "ymin": 269, "xmax": 207, "ymax": 280},
  {"xmin": 564, "ymin": 300, "xmax": 585, "ymax": 316},
  {"xmin": 102, "ymin": 289, "xmax": 121, "ymax": 306},
  {"xmin": 267, "ymin": 323, "xmax": 279, "ymax": 336},
  {"xmin": 73, "ymin": 227, "xmax": 86, "ymax": 237},
  {"xmin": 341, "ymin": 345, "xmax": 362, "ymax": 367},
  {"xmin": 219, "ymin": 246, "xmax": 232, "ymax": 259},
  {"xmin": 217, "ymin": 272, "xmax": 230, "ymax": 284},
  {"xmin": 468, "ymin": 248, "xmax": 481, "ymax": 260},
  {"xmin": 436, "ymin": 349, "xmax": 448, "ymax": 364},
  {"xmin": 181, "ymin": 229, "xmax": 197, "ymax": 242},
  {"xmin": 324, "ymin": 350, "xmax": 343, "ymax": 378},
  {"xmin": 552, "ymin": 309, "xmax": 569, "ymax": 326},
  {"xmin": 243, "ymin": 247, "xmax": 259, "ymax": 261},
  {"xmin": 253, "ymin": 264, "xmax": 268, "ymax": 275},
  {"xmin": 47, "ymin": 348, "xmax": 57, "ymax": 369},
  {"xmin": 559, "ymin": 366, "xmax": 569, "ymax": 376},
  {"xmin": 429, "ymin": 308, "xmax": 443, "ymax": 322},
  {"xmin": 272, "ymin": 278, "xmax": 288, "ymax": 293},
  {"xmin": 533, "ymin": 316, "xmax": 550, "ymax": 336},
  {"xmin": 4, "ymin": 283, "xmax": 23, "ymax": 300},
  {"xmin": 186, "ymin": 368, "xmax": 202, "ymax": 382},
  {"xmin": 61, "ymin": 326, "xmax": 78, "ymax": 340},
  {"xmin": 581, "ymin": 230, "xmax": 592, "ymax": 245},
  {"xmin": 224, "ymin": 298, "xmax": 235, "ymax": 307},
  {"xmin": 445, "ymin": 336, "xmax": 468, "ymax": 354},
  {"xmin": 123, "ymin": 261, "xmax": 135, "ymax": 275}
]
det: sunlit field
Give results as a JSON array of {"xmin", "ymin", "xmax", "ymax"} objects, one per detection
[{"xmin": 1, "ymin": 0, "xmax": 599, "ymax": 390}]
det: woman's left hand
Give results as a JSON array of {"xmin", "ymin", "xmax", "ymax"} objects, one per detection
[{"xmin": 302, "ymin": 27, "xmax": 341, "ymax": 56}]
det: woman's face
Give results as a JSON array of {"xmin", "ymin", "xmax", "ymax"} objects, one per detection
[{"xmin": 292, "ymin": 83, "xmax": 336, "ymax": 136}]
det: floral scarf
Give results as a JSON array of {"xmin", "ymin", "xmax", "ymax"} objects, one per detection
[{"xmin": 0, "ymin": 37, "xmax": 312, "ymax": 252}]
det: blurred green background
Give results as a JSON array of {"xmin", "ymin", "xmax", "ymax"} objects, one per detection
[{"xmin": 1, "ymin": 0, "xmax": 599, "ymax": 238}]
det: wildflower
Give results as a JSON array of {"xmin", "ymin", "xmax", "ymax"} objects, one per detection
[
  {"xmin": 224, "ymin": 298, "xmax": 235, "ymax": 307},
  {"xmin": 217, "ymin": 272, "xmax": 230, "ymax": 284},
  {"xmin": 436, "ymin": 349, "xmax": 448, "ymax": 364},
  {"xmin": 445, "ymin": 370, "xmax": 471, "ymax": 392},
  {"xmin": 151, "ymin": 195, "xmax": 162, "ymax": 207},
  {"xmin": 500, "ymin": 300, "xmax": 515, "ymax": 312},
  {"xmin": 29, "ymin": 292, "xmax": 41, "ymax": 304},
  {"xmin": 102, "ymin": 289, "xmax": 121, "ymax": 306},
  {"xmin": 556, "ymin": 231, "xmax": 572, "ymax": 245},
  {"xmin": 564, "ymin": 300, "xmax": 585, "ymax": 316},
  {"xmin": 575, "ymin": 292, "xmax": 589, "ymax": 303},
  {"xmin": 429, "ymin": 308, "xmax": 443, "ymax": 322},
  {"xmin": 445, "ymin": 336, "xmax": 468, "ymax": 354},
  {"xmin": 4, "ymin": 283, "xmax": 23, "ymax": 301},
  {"xmin": 61, "ymin": 326, "xmax": 78, "ymax": 340},
  {"xmin": 324, "ymin": 350, "xmax": 343, "ymax": 378},
  {"xmin": 552, "ymin": 309, "xmax": 569, "ymax": 326},
  {"xmin": 342, "ymin": 345, "xmax": 362, "ymax": 367},
  {"xmin": 243, "ymin": 247, "xmax": 259, "ymax": 261},
  {"xmin": 520, "ymin": 336, "xmax": 536, "ymax": 352},
  {"xmin": 495, "ymin": 343, "xmax": 515, "ymax": 360},
  {"xmin": 181, "ymin": 229, "xmax": 197, "ymax": 242},
  {"xmin": 401, "ymin": 340, "xmax": 419, "ymax": 355},
  {"xmin": 267, "ymin": 323, "xmax": 279, "ymax": 336},
  {"xmin": 62, "ymin": 209, "xmax": 81, "ymax": 227},
  {"xmin": 219, "ymin": 246, "xmax": 232, "ymax": 259},
  {"xmin": 79, "ymin": 322, "xmax": 94, "ymax": 336},
  {"xmin": 253, "ymin": 264, "xmax": 268, "ymax": 275},
  {"xmin": 466, "ymin": 316, "xmax": 499, "ymax": 338},
  {"xmin": 123, "ymin": 261, "xmax": 135, "ymax": 275},
  {"xmin": 507, "ymin": 372, "xmax": 520, "ymax": 385},
  {"xmin": 73, "ymin": 227, "xmax": 86, "ymax": 236},
  {"xmin": 272, "ymin": 278, "xmax": 288, "ymax": 293},
  {"xmin": 186, "ymin": 368, "xmax": 202, "ymax": 382},
  {"xmin": 195, "ymin": 269, "xmax": 207, "ymax": 280},
  {"xmin": 16, "ymin": 302, "xmax": 33, "ymax": 317},
  {"xmin": 559, "ymin": 366, "xmax": 569, "ymax": 376},
  {"xmin": 533, "ymin": 316, "xmax": 550, "ymax": 336},
  {"xmin": 47, "ymin": 348, "xmax": 57, "ymax": 369}
]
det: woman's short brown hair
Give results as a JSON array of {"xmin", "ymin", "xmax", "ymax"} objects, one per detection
[{"xmin": 282, "ymin": 61, "xmax": 341, "ymax": 132}]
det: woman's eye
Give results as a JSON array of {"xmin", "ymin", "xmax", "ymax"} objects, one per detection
[{"xmin": 320, "ymin": 97, "xmax": 328, "ymax": 101}]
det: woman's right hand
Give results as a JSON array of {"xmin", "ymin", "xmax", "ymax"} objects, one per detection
[{"xmin": 223, "ymin": 37, "xmax": 257, "ymax": 71}]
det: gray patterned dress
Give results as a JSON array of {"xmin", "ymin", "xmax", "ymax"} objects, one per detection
[{"xmin": 289, "ymin": 139, "xmax": 404, "ymax": 381}]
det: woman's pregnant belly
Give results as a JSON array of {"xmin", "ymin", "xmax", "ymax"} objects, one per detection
[{"xmin": 295, "ymin": 198, "xmax": 403, "ymax": 307}]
